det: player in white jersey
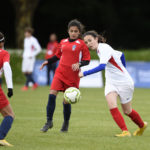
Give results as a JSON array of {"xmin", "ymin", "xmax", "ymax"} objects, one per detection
[
  {"xmin": 79, "ymin": 30, "xmax": 147, "ymax": 137},
  {"xmin": 21, "ymin": 27, "xmax": 41, "ymax": 91}
]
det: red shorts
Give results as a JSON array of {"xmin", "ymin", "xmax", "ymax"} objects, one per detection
[
  {"xmin": 0, "ymin": 86, "xmax": 9, "ymax": 109},
  {"xmin": 51, "ymin": 76, "xmax": 79, "ymax": 92}
]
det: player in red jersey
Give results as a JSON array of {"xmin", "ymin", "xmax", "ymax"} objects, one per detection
[
  {"xmin": 40, "ymin": 19, "xmax": 90, "ymax": 132},
  {"xmin": 45, "ymin": 33, "xmax": 58, "ymax": 85},
  {"xmin": 0, "ymin": 32, "xmax": 14, "ymax": 146}
]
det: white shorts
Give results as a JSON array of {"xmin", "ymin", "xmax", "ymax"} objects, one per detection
[
  {"xmin": 22, "ymin": 57, "xmax": 35, "ymax": 72},
  {"xmin": 105, "ymin": 82, "xmax": 134, "ymax": 104}
]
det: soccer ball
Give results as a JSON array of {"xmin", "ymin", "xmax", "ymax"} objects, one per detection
[{"xmin": 64, "ymin": 87, "xmax": 81, "ymax": 104}]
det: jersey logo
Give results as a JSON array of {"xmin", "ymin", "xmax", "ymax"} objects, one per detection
[
  {"xmin": 75, "ymin": 40, "xmax": 80, "ymax": 44},
  {"xmin": 72, "ymin": 45, "xmax": 77, "ymax": 51}
]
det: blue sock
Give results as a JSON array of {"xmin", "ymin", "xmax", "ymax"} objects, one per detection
[
  {"xmin": 46, "ymin": 94, "xmax": 56, "ymax": 122},
  {"xmin": 25, "ymin": 74, "xmax": 29, "ymax": 86},
  {"xmin": 28, "ymin": 74, "xmax": 35, "ymax": 84},
  {"xmin": 0, "ymin": 116, "xmax": 14, "ymax": 140},
  {"xmin": 63, "ymin": 102, "xmax": 71, "ymax": 122}
]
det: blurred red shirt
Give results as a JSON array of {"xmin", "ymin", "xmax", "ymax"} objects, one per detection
[{"xmin": 45, "ymin": 41, "xmax": 58, "ymax": 59}]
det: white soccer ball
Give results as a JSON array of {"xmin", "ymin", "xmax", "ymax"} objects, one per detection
[{"xmin": 64, "ymin": 87, "xmax": 81, "ymax": 104}]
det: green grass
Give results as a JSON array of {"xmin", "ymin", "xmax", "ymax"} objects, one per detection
[{"xmin": 0, "ymin": 85, "xmax": 150, "ymax": 150}]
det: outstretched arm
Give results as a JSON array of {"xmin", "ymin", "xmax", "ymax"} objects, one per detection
[
  {"xmin": 40, "ymin": 55, "xmax": 59, "ymax": 70},
  {"xmin": 79, "ymin": 64, "xmax": 106, "ymax": 78}
]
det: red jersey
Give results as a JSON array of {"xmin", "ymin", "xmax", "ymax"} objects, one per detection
[
  {"xmin": 45, "ymin": 41, "xmax": 58, "ymax": 59},
  {"xmin": 54, "ymin": 38, "xmax": 90, "ymax": 87},
  {"xmin": 0, "ymin": 49, "xmax": 10, "ymax": 69}
]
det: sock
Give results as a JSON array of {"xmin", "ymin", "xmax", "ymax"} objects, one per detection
[
  {"xmin": 63, "ymin": 102, "xmax": 71, "ymax": 122},
  {"xmin": 25, "ymin": 74, "xmax": 29, "ymax": 86},
  {"xmin": 46, "ymin": 94, "xmax": 56, "ymax": 122},
  {"xmin": 0, "ymin": 116, "xmax": 14, "ymax": 140},
  {"xmin": 128, "ymin": 109, "xmax": 144, "ymax": 128},
  {"xmin": 110, "ymin": 108, "xmax": 128, "ymax": 131},
  {"xmin": 28, "ymin": 74, "xmax": 35, "ymax": 84}
]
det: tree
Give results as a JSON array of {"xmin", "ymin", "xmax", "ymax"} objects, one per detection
[{"xmin": 10, "ymin": 0, "xmax": 40, "ymax": 48}]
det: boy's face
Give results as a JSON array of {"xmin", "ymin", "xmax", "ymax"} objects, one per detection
[{"xmin": 25, "ymin": 31, "xmax": 32, "ymax": 38}]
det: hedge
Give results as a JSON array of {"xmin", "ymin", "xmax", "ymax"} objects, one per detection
[{"xmin": 2, "ymin": 49, "xmax": 150, "ymax": 84}]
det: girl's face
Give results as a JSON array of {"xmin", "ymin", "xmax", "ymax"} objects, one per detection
[
  {"xmin": 84, "ymin": 35, "xmax": 98, "ymax": 50},
  {"xmin": 68, "ymin": 26, "xmax": 80, "ymax": 40}
]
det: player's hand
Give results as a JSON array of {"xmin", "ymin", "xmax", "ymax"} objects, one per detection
[
  {"xmin": 72, "ymin": 63, "xmax": 80, "ymax": 71},
  {"xmin": 7, "ymin": 88, "xmax": 13, "ymax": 98},
  {"xmin": 40, "ymin": 61, "xmax": 48, "ymax": 70},
  {"xmin": 79, "ymin": 72, "xmax": 84, "ymax": 78}
]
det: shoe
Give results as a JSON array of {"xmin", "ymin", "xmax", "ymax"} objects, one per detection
[
  {"xmin": 60, "ymin": 121, "xmax": 69, "ymax": 132},
  {"xmin": 133, "ymin": 121, "xmax": 148, "ymax": 136},
  {"xmin": 115, "ymin": 131, "xmax": 131, "ymax": 137},
  {"xmin": 40, "ymin": 121, "xmax": 53, "ymax": 132},
  {"xmin": 21, "ymin": 86, "xmax": 28, "ymax": 91},
  {"xmin": 32, "ymin": 83, "xmax": 38, "ymax": 90},
  {"xmin": 0, "ymin": 139, "xmax": 13, "ymax": 147}
]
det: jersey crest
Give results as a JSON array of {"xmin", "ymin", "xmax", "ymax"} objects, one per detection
[{"xmin": 72, "ymin": 45, "xmax": 77, "ymax": 51}]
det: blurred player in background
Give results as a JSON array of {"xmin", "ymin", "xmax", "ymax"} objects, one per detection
[
  {"xmin": 45, "ymin": 33, "xmax": 58, "ymax": 85},
  {"xmin": 79, "ymin": 30, "xmax": 147, "ymax": 137},
  {"xmin": 21, "ymin": 27, "xmax": 41, "ymax": 91},
  {"xmin": 40, "ymin": 19, "xmax": 90, "ymax": 132},
  {"xmin": 0, "ymin": 32, "xmax": 14, "ymax": 146}
]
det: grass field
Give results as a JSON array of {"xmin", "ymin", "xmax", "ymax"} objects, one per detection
[{"xmin": 0, "ymin": 85, "xmax": 150, "ymax": 150}]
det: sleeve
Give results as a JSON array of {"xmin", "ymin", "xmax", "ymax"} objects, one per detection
[
  {"xmin": 3, "ymin": 62, "xmax": 13, "ymax": 89},
  {"xmin": 83, "ymin": 64, "xmax": 106, "ymax": 76},
  {"xmin": 32, "ymin": 38, "xmax": 42, "ymax": 57},
  {"xmin": 99, "ymin": 44, "xmax": 112, "ymax": 64},
  {"xmin": 120, "ymin": 53, "xmax": 126, "ymax": 67},
  {"xmin": 55, "ymin": 42, "xmax": 62, "ymax": 59},
  {"xmin": 3, "ymin": 51, "xmax": 10, "ymax": 64},
  {"xmin": 81, "ymin": 43, "xmax": 90, "ymax": 61}
]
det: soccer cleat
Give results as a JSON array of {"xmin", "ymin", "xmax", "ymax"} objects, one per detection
[
  {"xmin": 32, "ymin": 83, "xmax": 38, "ymax": 90},
  {"xmin": 0, "ymin": 139, "xmax": 13, "ymax": 147},
  {"xmin": 21, "ymin": 86, "xmax": 28, "ymax": 91},
  {"xmin": 115, "ymin": 131, "xmax": 131, "ymax": 137},
  {"xmin": 60, "ymin": 121, "xmax": 69, "ymax": 132},
  {"xmin": 133, "ymin": 121, "xmax": 148, "ymax": 136},
  {"xmin": 40, "ymin": 121, "xmax": 53, "ymax": 132}
]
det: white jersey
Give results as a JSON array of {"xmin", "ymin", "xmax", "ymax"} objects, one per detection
[
  {"xmin": 97, "ymin": 43, "xmax": 134, "ymax": 85},
  {"xmin": 23, "ymin": 36, "xmax": 41, "ymax": 58}
]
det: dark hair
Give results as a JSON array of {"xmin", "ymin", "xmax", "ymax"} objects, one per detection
[
  {"xmin": 25, "ymin": 27, "xmax": 34, "ymax": 34},
  {"xmin": 0, "ymin": 32, "xmax": 5, "ymax": 43},
  {"xmin": 68, "ymin": 19, "xmax": 84, "ymax": 37},
  {"xmin": 83, "ymin": 30, "xmax": 106, "ymax": 43}
]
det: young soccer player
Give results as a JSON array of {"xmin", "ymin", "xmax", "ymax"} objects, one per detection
[
  {"xmin": 45, "ymin": 33, "xmax": 58, "ymax": 85},
  {"xmin": 21, "ymin": 27, "xmax": 41, "ymax": 91},
  {"xmin": 79, "ymin": 30, "xmax": 147, "ymax": 137},
  {"xmin": 40, "ymin": 19, "xmax": 90, "ymax": 132},
  {"xmin": 0, "ymin": 32, "xmax": 14, "ymax": 146}
]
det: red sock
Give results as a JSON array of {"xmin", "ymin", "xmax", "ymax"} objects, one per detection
[
  {"xmin": 128, "ymin": 109, "xmax": 144, "ymax": 128},
  {"xmin": 110, "ymin": 108, "xmax": 128, "ymax": 131}
]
